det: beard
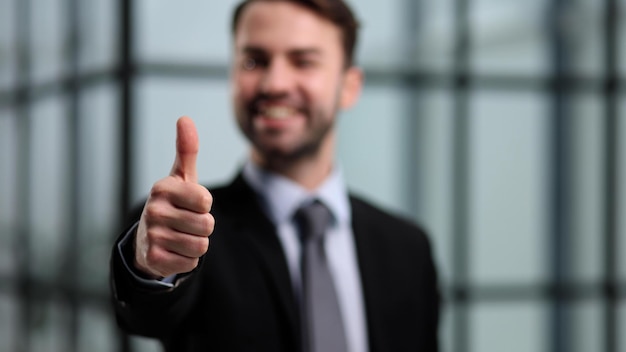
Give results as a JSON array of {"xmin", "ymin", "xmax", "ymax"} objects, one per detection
[{"xmin": 234, "ymin": 92, "xmax": 339, "ymax": 166}]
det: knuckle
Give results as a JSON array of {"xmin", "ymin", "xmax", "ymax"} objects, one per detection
[
  {"xmin": 199, "ymin": 214, "xmax": 214, "ymax": 234},
  {"xmin": 197, "ymin": 237, "xmax": 209, "ymax": 255},
  {"xmin": 186, "ymin": 258, "xmax": 200, "ymax": 272},
  {"xmin": 185, "ymin": 237, "xmax": 206, "ymax": 258},
  {"xmin": 204, "ymin": 190, "xmax": 214, "ymax": 209},
  {"xmin": 144, "ymin": 203, "xmax": 165, "ymax": 221},
  {"xmin": 145, "ymin": 247, "xmax": 165, "ymax": 267},
  {"xmin": 198, "ymin": 188, "xmax": 213, "ymax": 212},
  {"xmin": 146, "ymin": 230, "xmax": 164, "ymax": 247},
  {"xmin": 205, "ymin": 214, "xmax": 215, "ymax": 234},
  {"xmin": 150, "ymin": 180, "xmax": 169, "ymax": 198}
]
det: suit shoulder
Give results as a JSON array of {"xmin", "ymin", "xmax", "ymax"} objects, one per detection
[
  {"xmin": 349, "ymin": 194, "xmax": 438, "ymax": 276},
  {"xmin": 349, "ymin": 194, "xmax": 429, "ymax": 241}
]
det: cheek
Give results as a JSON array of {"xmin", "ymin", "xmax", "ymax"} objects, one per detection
[
  {"xmin": 301, "ymin": 74, "xmax": 340, "ymax": 106},
  {"xmin": 232, "ymin": 73, "xmax": 258, "ymax": 100}
]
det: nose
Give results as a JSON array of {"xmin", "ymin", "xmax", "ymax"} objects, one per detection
[{"xmin": 259, "ymin": 58, "xmax": 294, "ymax": 96}]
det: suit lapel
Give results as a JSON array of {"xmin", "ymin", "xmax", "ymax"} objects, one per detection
[
  {"xmin": 224, "ymin": 175, "xmax": 301, "ymax": 344},
  {"xmin": 351, "ymin": 197, "xmax": 387, "ymax": 352}
]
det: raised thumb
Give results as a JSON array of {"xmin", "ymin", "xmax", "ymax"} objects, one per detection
[{"xmin": 170, "ymin": 116, "xmax": 199, "ymax": 183}]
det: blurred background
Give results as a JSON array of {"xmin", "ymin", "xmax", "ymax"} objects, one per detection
[{"xmin": 0, "ymin": 0, "xmax": 624, "ymax": 351}]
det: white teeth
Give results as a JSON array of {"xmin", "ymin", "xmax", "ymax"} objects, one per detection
[{"xmin": 261, "ymin": 106, "xmax": 296, "ymax": 119}]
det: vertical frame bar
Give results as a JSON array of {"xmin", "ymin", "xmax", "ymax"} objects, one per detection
[
  {"xmin": 548, "ymin": 1, "xmax": 572, "ymax": 352},
  {"xmin": 15, "ymin": 0, "xmax": 33, "ymax": 351},
  {"xmin": 452, "ymin": 0, "xmax": 471, "ymax": 351},
  {"xmin": 118, "ymin": 0, "xmax": 134, "ymax": 350},
  {"xmin": 403, "ymin": 0, "xmax": 423, "ymax": 218},
  {"xmin": 119, "ymin": 0, "xmax": 134, "ymax": 218},
  {"xmin": 63, "ymin": 0, "xmax": 81, "ymax": 350}
]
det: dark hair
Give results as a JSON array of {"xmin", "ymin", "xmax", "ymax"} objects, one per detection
[{"xmin": 231, "ymin": 0, "xmax": 360, "ymax": 67}]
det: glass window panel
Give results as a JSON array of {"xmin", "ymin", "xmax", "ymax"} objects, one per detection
[
  {"xmin": 78, "ymin": 0, "xmax": 118, "ymax": 72},
  {"xmin": 470, "ymin": 0, "xmax": 550, "ymax": 76},
  {"xmin": 135, "ymin": 0, "xmax": 422, "ymax": 70},
  {"xmin": 0, "ymin": 291, "xmax": 18, "ymax": 352},
  {"xmin": 471, "ymin": 301, "xmax": 547, "ymax": 352},
  {"xmin": 409, "ymin": 88, "xmax": 455, "ymax": 282},
  {"xmin": 352, "ymin": 0, "xmax": 456, "ymax": 71},
  {"xmin": 133, "ymin": 77, "xmax": 247, "ymax": 204},
  {"xmin": 468, "ymin": 91, "xmax": 550, "ymax": 285},
  {"xmin": 569, "ymin": 93, "xmax": 604, "ymax": 282},
  {"xmin": 29, "ymin": 299, "xmax": 71, "ymax": 352},
  {"xmin": 338, "ymin": 84, "xmax": 411, "ymax": 217},
  {"xmin": 411, "ymin": 0, "xmax": 456, "ymax": 73},
  {"xmin": 0, "ymin": 110, "xmax": 18, "ymax": 277},
  {"xmin": 568, "ymin": 0, "xmax": 605, "ymax": 76},
  {"xmin": 78, "ymin": 305, "xmax": 117, "ymax": 352},
  {"xmin": 570, "ymin": 300, "xmax": 603, "ymax": 352},
  {"xmin": 0, "ymin": 0, "xmax": 17, "ymax": 90},
  {"xmin": 28, "ymin": 96, "xmax": 70, "ymax": 280},
  {"xmin": 347, "ymin": 0, "xmax": 406, "ymax": 69},
  {"xmin": 77, "ymin": 82, "xmax": 120, "ymax": 291},
  {"xmin": 30, "ymin": 0, "xmax": 66, "ymax": 84},
  {"xmin": 439, "ymin": 302, "xmax": 456, "ymax": 352},
  {"xmin": 135, "ymin": 0, "xmax": 240, "ymax": 63}
]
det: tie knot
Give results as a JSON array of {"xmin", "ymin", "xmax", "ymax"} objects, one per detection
[{"xmin": 294, "ymin": 201, "xmax": 332, "ymax": 243}]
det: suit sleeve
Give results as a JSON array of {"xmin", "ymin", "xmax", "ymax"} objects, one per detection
[{"xmin": 109, "ymin": 218, "xmax": 205, "ymax": 338}]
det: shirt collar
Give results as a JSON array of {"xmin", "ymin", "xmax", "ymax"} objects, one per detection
[{"xmin": 242, "ymin": 160, "xmax": 351, "ymax": 227}]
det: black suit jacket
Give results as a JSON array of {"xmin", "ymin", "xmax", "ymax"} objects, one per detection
[{"xmin": 110, "ymin": 174, "xmax": 440, "ymax": 352}]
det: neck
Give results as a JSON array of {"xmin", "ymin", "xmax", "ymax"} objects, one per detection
[{"xmin": 251, "ymin": 136, "xmax": 335, "ymax": 191}]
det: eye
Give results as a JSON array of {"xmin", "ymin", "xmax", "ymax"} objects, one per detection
[
  {"xmin": 297, "ymin": 60, "xmax": 314, "ymax": 68},
  {"xmin": 295, "ymin": 58, "xmax": 317, "ymax": 69},
  {"xmin": 242, "ymin": 57, "xmax": 256, "ymax": 71}
]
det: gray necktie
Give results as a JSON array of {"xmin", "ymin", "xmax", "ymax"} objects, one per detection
[{"xmin": 295, "ymin": 201, "xmax": 348, "ymax": 352}]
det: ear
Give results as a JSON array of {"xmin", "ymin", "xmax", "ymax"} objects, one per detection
[{"xmin": 339, "ymin": 66, "xmax": 363, "ymax": 110}]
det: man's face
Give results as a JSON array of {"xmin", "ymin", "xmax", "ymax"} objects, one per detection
[{"xmin": 231, "ymin": 1, "xmax": 361, "ymax": 163}]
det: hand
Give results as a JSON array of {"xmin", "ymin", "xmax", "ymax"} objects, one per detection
[{"xmin": 134, "ymin": 116, "xmax": 215, "ymax": 279}]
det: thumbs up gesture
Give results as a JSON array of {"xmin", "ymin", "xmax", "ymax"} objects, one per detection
[{"xmin": 134, "ymin": 117, "xmax": 215, "ymax": 279}]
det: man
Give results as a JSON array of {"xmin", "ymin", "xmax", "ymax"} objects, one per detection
[{"xmin": 110, "ymin": 0, "xmax": 440, "ymax": 351}]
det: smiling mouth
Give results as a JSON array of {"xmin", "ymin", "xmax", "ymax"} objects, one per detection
[{"xmin": 258, "ymin": 106, "xmax": 299, "ymax": 119}]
